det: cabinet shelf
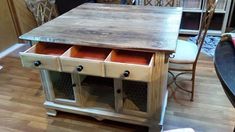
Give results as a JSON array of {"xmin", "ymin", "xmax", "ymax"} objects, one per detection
[
  {"xmin": 178, "ymin": 0, "xmax": 232, "ymax": 36},
  {"xmin": 180, "ymin": 12, "xmax": 201, "ymax": 30},
  {"xmin": 181, "ymin": 0, "xmax": 202, "ymax": 10},
  {"xmin": 209, "ymin": 13, "xmax": 225, "ymax": 30},
  {"xmin": 81, "ymin": 75, "xmax": 115, "ymax": 111}
]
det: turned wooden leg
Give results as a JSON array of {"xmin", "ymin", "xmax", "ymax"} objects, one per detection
[{"xmin": 46, "ymin": 109, "xmax": 57, "ymax": 116}]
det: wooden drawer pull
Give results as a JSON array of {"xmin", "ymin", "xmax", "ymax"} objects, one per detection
[
  {"xmin": 123, "ymin": 70, "xmax": 130, "ymax": 77},
  {"xmin": 76, "ymin": 65, "xmax": 83, "ymax": 72},
  {"xmin": 34, "ymin": 60, "xmax": 41, "ymax": 67}
]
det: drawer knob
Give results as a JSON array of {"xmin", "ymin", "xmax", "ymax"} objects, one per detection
[
  {"xmin": 34, "ymin": 60, "xmax": 41, "ymax": 67},
  {"xmin": 116, "ymin": 89, "xmax": 121, "ymax": 94},
  {"xmin": 77, "ymin": 65, "xmax": 83, "ymax": 72},
  {"xmin": 123, "ymin": 70, "xmax": 130, "ymax": 77}
]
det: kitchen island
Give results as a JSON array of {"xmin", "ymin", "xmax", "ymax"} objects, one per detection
[{"xmin": 19, "ymin": 3, "xmax": 182, "ymax": 131}]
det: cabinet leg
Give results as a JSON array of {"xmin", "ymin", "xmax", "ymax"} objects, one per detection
[{"xmin": 46, "ymin": 109, "xmax": 57, "ymax": 116}]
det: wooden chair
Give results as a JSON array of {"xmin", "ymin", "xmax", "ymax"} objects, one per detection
[{"xmin": 168, "ymin": 0, "xmax": 217, "ymax": 101}]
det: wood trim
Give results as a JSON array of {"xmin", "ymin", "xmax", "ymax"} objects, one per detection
[
  {"xmin": 114, "ymin": 79, "xmax": 123, "ymax": 113},
  {"xmin": 148, "ymin": 52, "xmax": 168, "ymax": 123},
  {"xmin": 39, "ymin": 69, "xmax": 55, "ymax": 101},
  {"xmin": 7, "ymin": 0, "xmax": 21, "ymax": 40},
  {"xmin": 44, "ymin": 101, "xmax": 152, "ymax": 127}
]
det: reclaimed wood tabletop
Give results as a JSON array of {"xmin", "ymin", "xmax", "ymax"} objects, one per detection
[{"xmin": 20, "ymin": 3, "xmax": 182, "ymax": 52}]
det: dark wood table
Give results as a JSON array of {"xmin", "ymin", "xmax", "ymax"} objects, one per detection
[{"xmin": 214, "ymin": 40, "xmax": 235, "ymax": 107}]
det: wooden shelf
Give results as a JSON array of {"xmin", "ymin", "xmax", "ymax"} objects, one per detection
[
  {"xmin": 81, "ymin": 76, "xmax": 115, "ymax": 111},
  {"xmin": 178, "ymin": 0, "xmax": 232, "ymax": 36}
]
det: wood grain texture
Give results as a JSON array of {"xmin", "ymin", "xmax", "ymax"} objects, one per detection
[
  {"xmin": 0, "ymin": 0, "xmax": 18, "ymax": 52},
  {"xmin": 20, "ymin": 3, "xmax": 182, "ymax": 52},
  {"xmin": 0, "ymin": 0, "xmax": 37, "ymax": 52},
  {"xmin": 9, "ymin": 0, "xmax": 37, "ymax": 35},
  {"xmin": 0, "ymin": 54, "xmax": 234, "ymax": 131}
]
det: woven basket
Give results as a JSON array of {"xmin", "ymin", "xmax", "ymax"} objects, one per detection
[{"xmin": 25, "ymin": 0, "xmax": 58, "ymax": 26}]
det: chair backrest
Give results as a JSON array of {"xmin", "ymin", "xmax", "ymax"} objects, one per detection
[
  {"xmin": 144, "ymin": 0, "xmax": 180, "ymax": 7},
  {"xmin": 195, "ymin": 0, "xmax": 217, "ymax": 62}
]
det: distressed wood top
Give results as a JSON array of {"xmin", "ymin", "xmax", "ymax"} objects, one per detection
[{"xmin": 20, "ymin": 3, "xmax": 182, "ymax": 52}]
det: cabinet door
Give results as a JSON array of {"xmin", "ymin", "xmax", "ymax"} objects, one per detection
[
  {"xmin": 41, "ymin": 70, "xmax": 81, "ymax": 106},
  {"xmin": 114, "ymin": 79, "xmax": 149, "ymax": 117},
  {"xmin": 0, "ymin": 0, "xmax": 18, "ymax": 52}
]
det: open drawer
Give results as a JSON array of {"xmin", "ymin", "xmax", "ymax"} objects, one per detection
[
  {"xmin": 20, "ymin": 43, "xmax": 71, "ymax": 71},
  {"xmin": 105, "ymin": 50, "xmax": 154, "ymax": 82},
  {"xmin": 60, "ymin": 46, "xmax": 111, "ymax": 76}
]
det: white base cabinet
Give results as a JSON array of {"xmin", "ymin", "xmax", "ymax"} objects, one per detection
[{"xmin": 20, "ymin": 43, "xmax": 169, "ymax": 131}]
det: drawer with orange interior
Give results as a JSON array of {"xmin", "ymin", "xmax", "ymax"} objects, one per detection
[
  {"xmin": 20, "ymin": 42, "xmax": 71, "ymax": 71},
  {"xmin": 60, "ymin": 46, "xmax": 111, "ymax": 77},
  {"xmin": 104, "ymin": 50, "xmax": 154, "ymax": 82}
]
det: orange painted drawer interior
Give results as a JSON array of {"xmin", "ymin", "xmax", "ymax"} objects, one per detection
[
  {"xmin": 35, "ymin": 43, "xmax": 71, "ymax": 56},
  {"xmin": 69, "ymin": 46, "xmax": 111, "ymax": 60},
  {"xmin": 110, "ymin": 50, "xmax": 153, "ymax": 65}
]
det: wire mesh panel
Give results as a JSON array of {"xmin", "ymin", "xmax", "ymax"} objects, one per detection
[
  {"xmin": 49, "ymin": 71, "xmax": 75, "ymax": 100},
  {"xmin": 123, "ymin": 80, "xmax": 147, "ymax": 112}
]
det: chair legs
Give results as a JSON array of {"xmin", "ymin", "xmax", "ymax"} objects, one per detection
[
  {"xmin": 168, "ymin": 70, "xmax": 195, "ymax": 101},
  {"xmin": 191, "ymin": 70, "xmax": 196, "ymax": 101}
]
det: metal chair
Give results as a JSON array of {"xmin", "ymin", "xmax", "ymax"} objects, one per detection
[{"xmin": 168, "ymin": 0, "xmax": 217, "ymax": 101}]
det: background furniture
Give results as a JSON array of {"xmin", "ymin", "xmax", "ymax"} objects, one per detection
[
  {"xmin": 214, "ymin": 35, "xmax": 235, "ymax": 107},
  {"xmin": 0, "ymin": 0, "xmax": 37, "ymax": 52},
  {"xmin": 179, "ymin": 0, "xmax": 231, "ymax": 36},
  {"xmin": 19, "ymin": 3, "xmax": 182, "ymax": 131},
  {"xmin": 144, "ymin": 0, "xmax": 180, "ymax": 7},
  {"xmin": 142, "ymin": 0, "xmax": 232, "ymax": 36},
  {"xmin": 228, "ymin": 0, "xmax": 235, "ymax": 29},
  {"xmin": 55, "ymin": 0, "xmax": 95, "ymax": 14}
]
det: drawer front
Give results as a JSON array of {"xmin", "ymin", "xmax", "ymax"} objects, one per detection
[
  {"xmin": 20, "ymin": 53, "xmax": 61, "ymax": 71},
  {"xmin": 60, "ymin": 57, "xmax": 105, "ymax": 77},
  {"xmin": 105, "ymin": 62, "xmax": 151, "ymax": 82}
]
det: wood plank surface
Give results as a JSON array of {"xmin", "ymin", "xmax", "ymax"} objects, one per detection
[
  {"xmin": 0, "ymin": 53, "xmax": 234, "ymax": 131},
  {"xmin": 20, "ymin": 3, "xmax": 182, "ymax": 52}
]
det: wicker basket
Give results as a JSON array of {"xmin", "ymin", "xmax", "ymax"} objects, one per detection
[{"xmin": 25, "ymin": 0, "xmax": 58, "ymax": 26}]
